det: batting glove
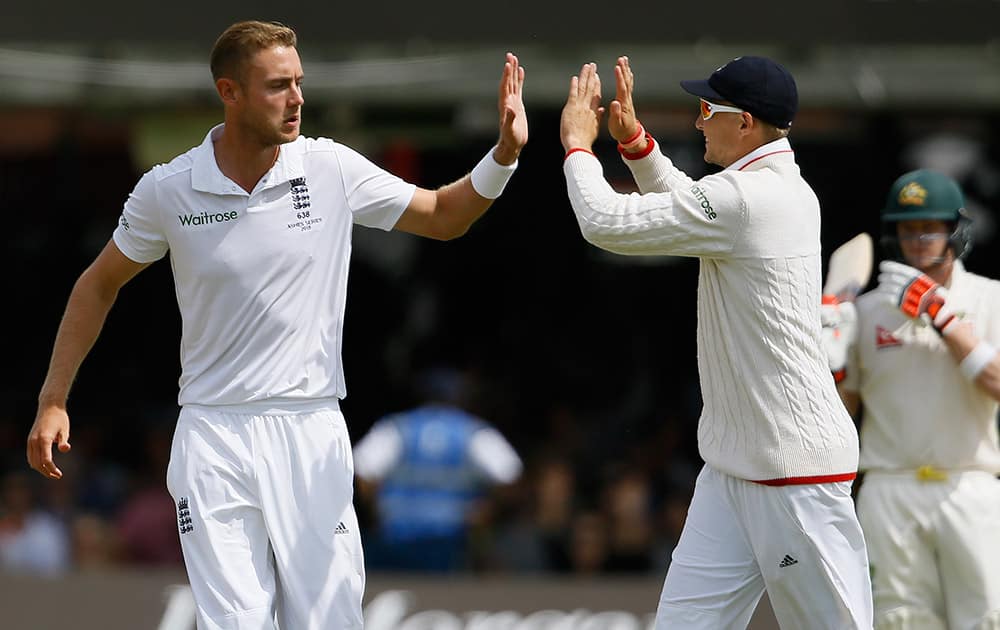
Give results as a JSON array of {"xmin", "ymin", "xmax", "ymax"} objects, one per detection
[
  {"xmin": 820, "ymin": 296, "xmax": 857, "ymax": 382},
  {"xmin": 876, "ymin": 260, "xmax": 958, "ymax": 335}
]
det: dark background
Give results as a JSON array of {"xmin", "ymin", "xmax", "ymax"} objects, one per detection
[{"xmin": 3, "ymin": 0, "xmax": 999, "ymax": 46}]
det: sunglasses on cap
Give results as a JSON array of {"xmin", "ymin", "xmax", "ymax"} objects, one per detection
[{"xmin": 699, "ymin": 98, "xmax": 745, "ymax": 120}]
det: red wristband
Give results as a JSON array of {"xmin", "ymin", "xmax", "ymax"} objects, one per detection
[
  {"xmin": 564, "ymin": 147, "xmax": 596, "ymax": 160},
  {"xmin": 618, "ymin": 133, "xmax": 656, "ymax": 160},
  {"xmin": 619, "ymin": 122, "xmax": 644, "ymax": 147}
]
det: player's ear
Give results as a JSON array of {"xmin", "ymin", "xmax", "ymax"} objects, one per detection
[{"xmin": 216, "ymin": 77, "xmax": 240, "ymax": 105}]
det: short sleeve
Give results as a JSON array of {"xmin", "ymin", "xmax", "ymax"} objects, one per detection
[
  {"xmin": 468, "ymin": 427, "xmax": 523, "ymax": 484},
  {"xmin": 334, "ymin": 144, "xmax": 416, "ymax": 231},
  {"xmin": 112, "ymin": 170, "xmax": 169, "ymax": 263}
]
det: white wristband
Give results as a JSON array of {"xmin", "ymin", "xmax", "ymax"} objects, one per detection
[
  {"xmin": 470, "ymin": 146, "xmax": 517, "ymax": 199},
  {"xmin": 960, "ymin": 341, "xmax": 998, "ymax": 381}
]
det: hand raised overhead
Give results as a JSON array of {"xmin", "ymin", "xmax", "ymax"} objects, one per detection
[
  {"xmin": 560, "ymin": 62, "xmax": 604, "ymax": 154},
  {"xmin": 494, "ymin": 52, "xmax": 528, "ymax": 165},
  {"xmin": 608, "ymin": 56, "xmax": 641, "ymax": 144}
]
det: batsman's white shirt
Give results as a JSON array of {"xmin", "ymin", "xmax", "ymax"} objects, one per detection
[
  {"xmin": 113, "ymin": 124, "xmax": 416, "ymax": 407},
  {"xmin": 844, "ymin": 261, "xmax": 1000, "ymax": 472},
  {"xmin": 845, "ymin": 263, "xmax": 1000, "ymax": 628},
  {"xmin": 563, "ymin": 138, "xmax": 859, "ymax": 483}
]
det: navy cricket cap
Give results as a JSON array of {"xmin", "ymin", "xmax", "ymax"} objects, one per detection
[{"xmin": 680, "ymin": 56, "xmax": 798, "ymax": 129}]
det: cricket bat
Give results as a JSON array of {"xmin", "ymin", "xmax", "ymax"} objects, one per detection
[{"xmin": 823, "ymin": 232, "xmax": 873, "ymax": 302}]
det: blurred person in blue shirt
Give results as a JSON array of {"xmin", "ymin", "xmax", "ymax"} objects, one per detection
[
  {"xmin": 0, "ymin": 470, "xmax": 70, "ymax": 575},
  {"xmin": 353, "ymin": 366, "xmax": 522, "ymax": 571}
]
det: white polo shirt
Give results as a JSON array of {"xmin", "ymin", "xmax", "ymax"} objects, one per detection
[
  {"xmin": 563, "ymin": 139, "xmax": 859, "ymax": 483},
  {"xmin": 844, "ymin": 261, "xmax": 1000, "ymax": 473},
  {"xmin": 113, "ymin": 124, "xmax": 416, "ymax": 407}
]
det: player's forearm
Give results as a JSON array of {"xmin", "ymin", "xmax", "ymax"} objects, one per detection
[
  {"xmin": 563, "ymin": 152, "xmax": 688, "ymax": 256},
  {"xmin": 423, "ymin": 178, "xmax": 495, "ymax": 240},
  {"xmin": 622, "ymin": 138, "xmax": 694, "ymax": 194},
  {"xmin": 38, "ymin": 269, "xmax": 119, "ymax": 407},
  {"xmin": 974, "ymin": 356, "xmax": 1000, "ymax": 401},
  {"xmin": 941, "ymin": 324, "xmax": 1000, "ymax": 401},
  {"xmin": 416, "ymin": 148, "xmax": 518, "ymax": 240}
]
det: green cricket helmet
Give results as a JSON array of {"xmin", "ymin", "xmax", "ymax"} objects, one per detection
[{"xmin": 880, "ymin": 169, "xmax": 973, "ymax": 261}]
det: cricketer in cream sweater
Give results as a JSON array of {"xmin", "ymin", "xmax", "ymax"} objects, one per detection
[
  {"xmin": 560, "ymin": 55, "xmax": 871, "ymax": 630},
  {"xmin": 563, "ymin": 96, "xmax": 857, "ymax": 485}
]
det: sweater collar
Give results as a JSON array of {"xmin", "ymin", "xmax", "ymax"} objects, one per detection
[{"xmin": 726, "ymin": 138, "xmax": 794, "ymax": 172}]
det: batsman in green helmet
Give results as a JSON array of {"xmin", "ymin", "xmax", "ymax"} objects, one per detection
[
  {"xmin": 824, "ymin": 167, "xmax": 1000, "ymax": 628},
  {"xmin": 880, "ymin": 168, "xmax": 974, "ymax": 268}
]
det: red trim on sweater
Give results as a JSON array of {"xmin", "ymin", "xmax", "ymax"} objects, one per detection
[
  {"xmin": 619, "ymin": 123, "xmax": 645, "ymax": 146},
  {"xmin": 737, "ymin": 149, "xmax": 794, "ymax": 171},
  {"xmin": 619, "ymin": 134, "xmax": 656, "ymax": 160},
  {"xmin": 752, "ymin": 471, "xmax": 857, "ymax": 486},
  {"xmin": 564, "ymin": 148, "xmax": 595, "ymax": 160}
]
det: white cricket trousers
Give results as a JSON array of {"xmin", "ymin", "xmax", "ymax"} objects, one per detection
[
  {"xmin": 166, "ymin": 401, "xmax": 364, "ymax": 630},
  {"xmin": 655, "ymin": 465, "xmax": 873, "ymax": 629},
  {"xmin": 856, "ymin": 470, "xmax": 1000, "ymax": 629}
]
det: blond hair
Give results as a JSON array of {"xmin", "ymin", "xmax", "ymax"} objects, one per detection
[
  {"xmin": 210, "ymin": 20, "xmax": 297, "ymax": 82},
  {"xmin": 759, "ymin": 120, "xmax": 790, "ymax": 142}
]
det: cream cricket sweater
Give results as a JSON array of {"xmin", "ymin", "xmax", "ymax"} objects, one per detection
[{"xmin": 563, "ymin": 138, "xmax": 859, "ymax": 483}]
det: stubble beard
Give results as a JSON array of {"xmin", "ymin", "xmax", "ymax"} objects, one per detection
[{"xmin": 242, "ymin": 110, "xmax": 297, "ymax": 148}]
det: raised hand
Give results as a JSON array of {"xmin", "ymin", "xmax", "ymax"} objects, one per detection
[
  {"xmin": 560, "ymin": 62, "xmax": 604, "ymax": 153},
  {"xmin": 608, "ymin": 56, "xmax": 640, "ymax": 143},
  {"xmin": 876, "ymin": 260, "xmax": 957, "ymax": 334},
  {"xmin": 494, "ymin": 52, "xmax": 527, "ymax": 166}
]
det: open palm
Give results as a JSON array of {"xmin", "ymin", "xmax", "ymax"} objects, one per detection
[{"xmin": 498, "ymin": 52, "xmax": 528, "ymax": 154}]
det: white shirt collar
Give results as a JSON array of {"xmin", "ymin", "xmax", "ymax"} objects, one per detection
[
  {"xmin": 191, "ymin": 123, "xmax": 306, "ymax": 195},
  {"xmin": 946, "ymin": 259, "xmax": 966, "ymax": 289},
  {"xmin": 726, "ymin": 137, "xmax": 793, "ymax": 171}
]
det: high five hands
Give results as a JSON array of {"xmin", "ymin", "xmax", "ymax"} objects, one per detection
[
  {"xmin": 608, "ymin": 57, "xmax": 641, "ymax": 144},
  {"xmin": 560, "ymin": 62, "xmax": 604, "ymax": 153},
  {"xmin": 560, "ymin": 57, "xmax": 642, "ymax": 154},
  {"xmin": 495, "ymin": 52, "xmax": 528, "ymax": 165}
]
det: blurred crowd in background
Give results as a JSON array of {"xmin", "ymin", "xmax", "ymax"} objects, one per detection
[{"xmin": 2, "ymin": 101, "xmax": 1000, "ymax": 579}]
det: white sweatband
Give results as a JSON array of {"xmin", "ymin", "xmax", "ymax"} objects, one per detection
[
  {"xmin": 470, "ymin": 147, "xmax": 517, "ymax": 199},
  {"xmin": 960, "ymin": 341, "xmax": 998, "ymax": 381}
]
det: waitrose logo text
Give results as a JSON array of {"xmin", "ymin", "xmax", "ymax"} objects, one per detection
[{"xmin": 178, "ymin": 211, "xmax": 239, "ymax": 226}]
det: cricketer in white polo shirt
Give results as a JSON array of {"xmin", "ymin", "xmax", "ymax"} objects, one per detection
[
  {"xmin": 26, "ymin": 20, "xmax": 527, "ymax": 630},
  {"xmin": 560, "ymin": 56, "xmax": 872, "ymax": 629}
]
